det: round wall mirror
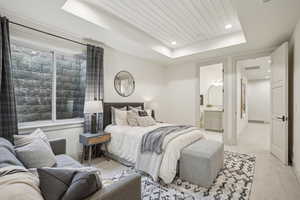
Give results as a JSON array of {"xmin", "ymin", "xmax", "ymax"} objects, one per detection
[{"xmin": 114, "ymin": 71, "xmax": 135, "ymax": 97}]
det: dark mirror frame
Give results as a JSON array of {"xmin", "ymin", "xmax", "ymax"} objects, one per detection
[{"xmin": 114, "ymin": 70, "xmax": 135, "ymax": 97}]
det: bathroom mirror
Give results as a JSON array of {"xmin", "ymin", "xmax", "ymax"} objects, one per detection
[
  {"xmin": 114, "ymin": 71, "xmax": 135, "ymax": 97},
  {"xmin": 206, "ymin": 84, "xmax": 223, "ymax": 107}
]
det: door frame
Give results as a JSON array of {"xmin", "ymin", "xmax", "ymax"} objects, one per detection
[
  {"xmin": 232, "ymin": 49, "xmax": 275, "ymax": 144},
  {"xmin": 196, "ymin": 58, "xmax": 227, "ymax": 143}
]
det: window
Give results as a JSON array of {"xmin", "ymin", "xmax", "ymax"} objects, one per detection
[
  {"xmin": 11, "ymin": 42, "xmax": 86, "ymax": 123},
  {"xmin": 56, "ymin": 54, "xmax": 86, "ymax": 120}
]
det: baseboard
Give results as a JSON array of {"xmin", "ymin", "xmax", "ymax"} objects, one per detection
[
  {"xmin": 248, "ymin": 120, "xmax": 270, "ymax": 124},
  {"xmin": 248, "ymin": 120, "xmax": 265, "ymax": 123}
]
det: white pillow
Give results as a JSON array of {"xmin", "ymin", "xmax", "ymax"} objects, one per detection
[
  {"xmin": 114, "ymin": 108, "xmax": 128, "ymax": 126},
  {"xmin": 14, "ymin": 128, "xmax": 51, "ymax": 149},
  {"xmin": 127, "ymin": 110, "xmax": 139, "ymax": 126},
  {"xmin": 111, "ymin": 107, "xmax": 127, "ymax": 125},
  {"xmin": 137, "ymin": 116, "xmax": 156, "ymax": 127}
]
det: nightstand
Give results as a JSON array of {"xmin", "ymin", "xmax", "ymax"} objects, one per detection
[{"xmin": 79, "ymin": 132, "xmax": 111, "ymax": 165}]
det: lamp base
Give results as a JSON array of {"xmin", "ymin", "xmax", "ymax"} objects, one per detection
[{"xmin": 91, "ymin": 114, "xmax": 98, "ymax": 134}]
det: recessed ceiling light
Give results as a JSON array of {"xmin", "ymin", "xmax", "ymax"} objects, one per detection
[
  {"xmin": 268, "ymin": 59, "xmax": 271, "ymax": 64},
  {"xmin": 171, "ymin": 41, "xmax": 177, "ymax": 45},
  {"xmin": 267, "ymin": 69, "xmax": 271, "ymax": 73},
  {"xmin": 225, "ymin": 24, "xmax": 232, "ymax": 29}
]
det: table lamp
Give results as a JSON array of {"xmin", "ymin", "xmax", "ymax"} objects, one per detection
[{"xmin": 84, "ymin": 100, "xmax": 103, "ymax": 134}]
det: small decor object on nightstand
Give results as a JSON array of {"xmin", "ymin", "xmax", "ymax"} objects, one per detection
[
  {"xmin": 80, "ymin": 132, "xmax": 111, "ymax": 166},
  {"xmin": 84, "ymin": 100, "xmax": 103, "ymax": 134}
]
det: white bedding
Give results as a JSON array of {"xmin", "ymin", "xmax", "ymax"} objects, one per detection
[{"xmin": 105, "ymin": 123, "xmax": 204, "ymax": 183}]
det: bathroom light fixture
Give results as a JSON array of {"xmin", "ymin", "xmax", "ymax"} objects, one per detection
[
  {"xmin": 171, "ymin": 41, "xmax": 177, "ymax": 45},
  {"xmin": 225, "ymin": 24, "xmax": 232, "ymax": 29}
]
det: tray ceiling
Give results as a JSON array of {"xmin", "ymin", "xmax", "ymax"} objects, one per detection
[{"xmin": 87, "ymin": 0, "xmax": 243, "ymax": 49}]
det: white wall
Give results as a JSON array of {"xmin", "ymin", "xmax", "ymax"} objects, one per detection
[
  {"xmin": 236, "ymin": 65, "xmax": 248, "ymax": 136},
  {"xmin": 103, "ymin": 47, "xmax": 166, "ymax": 120},
  {"xmin": 163, "ymin": 62, "xmax": 198, "ymax": 125},
  {"xmin": 290, "ymin": 18, "xmax": 300, "ymax": 182},
  {"xmin": 247, "ymin": 80, "xmax": 271, "ymax": 123}
]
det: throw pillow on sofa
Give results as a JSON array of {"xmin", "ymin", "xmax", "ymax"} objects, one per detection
[
  {"xmin": 38, "ymin": 168, "xmax": 102, "ymax": 200},
  {"xmin": 14, "ymin": 128, "xmax": 51, "ymax": 148},
  {"xmin": 15, "ymin": 138, "xmax": 56, "ymax": 168}
]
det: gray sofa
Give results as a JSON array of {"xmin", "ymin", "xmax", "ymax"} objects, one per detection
[{"xmin": 0, "ymin": 137, "xmax": 141, "ymax": 200}]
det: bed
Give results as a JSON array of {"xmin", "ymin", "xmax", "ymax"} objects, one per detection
[{"xmin": 103, "ymin": 102, "xmax": 204, "ymax": 184}]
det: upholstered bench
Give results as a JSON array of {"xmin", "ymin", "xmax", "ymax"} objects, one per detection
[{"xmin": 180, "ymin": 139, "xmax": 224, "ymax": 187}]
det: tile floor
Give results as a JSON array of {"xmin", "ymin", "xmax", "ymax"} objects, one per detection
[{"xmin": 226, "ymin": 123, "xmax": 300, "ymax": 200}]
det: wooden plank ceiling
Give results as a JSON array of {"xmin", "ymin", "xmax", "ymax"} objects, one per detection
[{"xmin": 88, "ymin": 0, "xmax": 242, "ymax": 48}]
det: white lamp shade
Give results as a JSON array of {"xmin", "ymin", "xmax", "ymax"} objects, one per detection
[{"xmin": 84, "ymin": 100, "xmax": 103, "ymax": 114}]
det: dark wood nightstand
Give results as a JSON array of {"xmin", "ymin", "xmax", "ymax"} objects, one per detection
[{"xmin": 79, "ymin": 132, "xmax": 111, "ymax": 165}]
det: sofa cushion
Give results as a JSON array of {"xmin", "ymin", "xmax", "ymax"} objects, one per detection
[
  {"xmin": 0, "ymin": 138, "xmax": 24, "ymax": 168},
  {"xmin": 38, "ymin": 168, "xmax": 76, "ymax": 200},
  {"xmin": 38, "ymin": 168, "xmax": 101, "ymax": 200},
  {"xmin": 15, "ymin": 138, "xmax": 56, "ymax": 168},
  {"xmin": 54, "ymin": 155, "xmax": 82, "ymax": 168},
  {"xmin": 62, "ymin": 171, "xmax": 102, "ymax": 200}
]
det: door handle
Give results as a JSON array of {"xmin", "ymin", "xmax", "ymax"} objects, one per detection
[{"xmin": 276, "ymin": 115, "xmax": 287, "ymax": 122}]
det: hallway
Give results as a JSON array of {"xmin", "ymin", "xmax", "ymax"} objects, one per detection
[{"xmin": 226, "ymin": 123, "xmax": 300, "ymax": 200}]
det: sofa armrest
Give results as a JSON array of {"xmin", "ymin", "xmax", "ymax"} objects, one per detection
[
  {"xmin": 49, "ymin": 138, "xmax": 66, "ymax": 155},
  {"xmin": 96, "ymin": 174, "xmax": 141, "ymax": 200}
]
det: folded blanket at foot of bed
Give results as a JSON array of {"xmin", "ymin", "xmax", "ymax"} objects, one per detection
[
  {"xmin": 136, "ymin": 126, "xmax": 203, "ymax": 183},
  {"xmin": 141, "ymin": 125, "xmax": 193, "ymax": 154}
]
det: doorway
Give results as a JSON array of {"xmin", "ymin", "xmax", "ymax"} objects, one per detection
[
  {"xmin": 199, "ymin": 63, "xmax": 224, "ymax": 143},
  {"xmin": 235, "ymin": 56, "xmax": 272, "ymax": 152}
]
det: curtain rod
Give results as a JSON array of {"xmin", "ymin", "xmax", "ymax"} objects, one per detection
[{"xmin": 9, "ymin": 20, "xmax": 88, "ymax": 47}]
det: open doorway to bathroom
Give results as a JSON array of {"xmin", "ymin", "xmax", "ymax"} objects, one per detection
[
  {"xmin": 199, "ymin": 63, "xmax": 224, "ymax": 143},
  {"xmin": 235, "ymin": 56, "xmax": 271, "ymax": 152}
]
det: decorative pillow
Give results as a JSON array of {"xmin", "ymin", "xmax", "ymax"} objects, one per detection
[
  {"xmin": 111, "ymin": 106, "xmax": 127, "ymax": 125},
  {"xmin": 145, "ymin": 109, "xmax": 153, "ymax": 117},
  {"xmin": 127, "ymin": 110, "xmax": 139, "ymax": 126},
  {"xmin": 37, "ymin": 168, "xmax": 75, "ymax": 200},
  {"xmin": 129, "ymin": 106, "xmax": 142, "ymax": 113},
  {"xmin": 62, "ymin": 171, "xmax": 102, "ymax": 200},
  {"xmin": 137, "ymin": 116, "xmax": 156, "ymax": 127},
  {"xmin": 15, "ymin": 138, "xmax": 56, "ymax": 168},
  {"xmin": 138, "ymin": 110, "xmax": 148, "ymax": 117},
  {"xmin": 14, "ymin": 128, "xmax": 51, "ymax": 149},
  {"xmin": 114, "ymin": 108, "xmax": 129, "ymax": 125},
  {"xmin": 37, "ymin": 168, "xmax": 101, "ymax": 200}
]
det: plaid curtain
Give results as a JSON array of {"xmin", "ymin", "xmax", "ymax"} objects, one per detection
[
  {"xmin": 0, "ymin": 17, "xmax": 18, "ymax": 143},
  {"xmin": 83, "ymin": 45, "xmax": 104, "ymax": 159},
  {"xmin": 84, "ymin": 45, "xmax": 104, "ymax": 133}
]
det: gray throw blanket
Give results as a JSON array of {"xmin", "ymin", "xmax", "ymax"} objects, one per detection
[{"xmin": 141, "ymin": 125, "xmax": 192, "ymax": 154}]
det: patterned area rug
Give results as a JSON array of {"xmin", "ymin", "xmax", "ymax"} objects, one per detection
[{"xmin": 110, "ymin": 151, "xmax": 256, "ymax": 200}]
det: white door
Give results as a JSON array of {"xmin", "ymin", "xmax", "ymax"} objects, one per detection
[{"xmin": 270, "ymin": 42, "xmax": 289, "ymax": 165}]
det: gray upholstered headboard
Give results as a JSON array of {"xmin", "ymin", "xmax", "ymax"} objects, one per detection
[{"xmin": 103, "ymin": 102, "xmax": 144, "ymax": 129}]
